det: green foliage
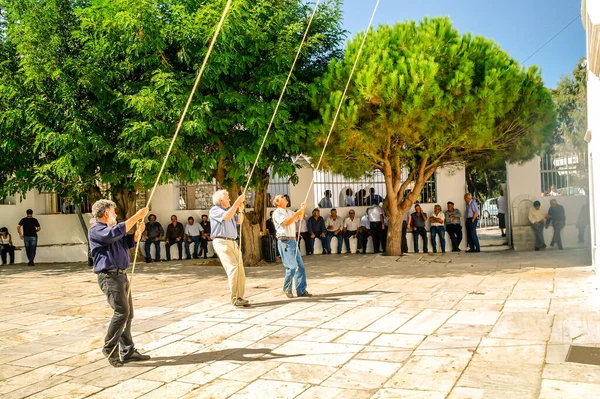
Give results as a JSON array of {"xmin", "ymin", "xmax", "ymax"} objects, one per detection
[
  {"xmin": 0, "ymin": 0, "xmax": 345, "ymax": 214},
  {"xmin": 312, "ymin": 17, "xmax": 556, "ymax": 202},
  {"xmin": 552, "ymin": 58, "xmax": 587, "ymax": 153}
]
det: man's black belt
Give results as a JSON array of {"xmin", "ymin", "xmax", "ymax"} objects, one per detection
[
  {"xmin": 277, "ymin": 236, "xmax": 296, "ymax": 241},
  {"xmin": 214, "ymin": 236, "xmax": 236, "ymax": 241},
  {"xmin": 100, "ymin": 268, "xmax": 126, "ymax": 274}
]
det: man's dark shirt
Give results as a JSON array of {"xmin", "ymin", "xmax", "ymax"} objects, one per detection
[
  {"xmin": 307, "ymin": 216, "xmax": 326, "ymax": 236},
  {"xmin": 19, "ymin": 217, "xmax": 40, "ymax": 237},
  {"xmin": 145, "ymin": 221, "xmax": 164, "ymax": 238},
  {"xmin": 266, "ymin": 218, "xmax": 277, "ymax": 235},
  {"xmin": 366, "ymin": 194, "xmax": 383, "ymax": 206},
  {"xmin": 547, "ymin": 205, "xmax": 566, "ymax": 225},
  {"xmin": 166, "ymin": 222, "xmax": 184, "ymax": 241},
  {"xmin": 411, "ymin": 212, "xmax": 426, "ymax": 228},
  {"xmin": 200, "ymin": 221, "xmax": 211, "ymax": 236},
  {"xmin": 89, "ymin": 222, "xmax": 135, "ymax": 273}
]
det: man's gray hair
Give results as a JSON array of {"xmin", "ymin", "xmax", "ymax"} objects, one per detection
[
  {"xmin": 212, "ymin": 189, "xmax": 229, "ymax": 206},
  {"xmin": 91, "ymin": 199, "xmax": 116, "ymax": 219},
  {"xmin": 273, "ymin": 194, "xmax": 285, "ymax": 207}
]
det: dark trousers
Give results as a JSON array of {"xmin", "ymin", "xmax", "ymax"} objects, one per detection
[
  {"xmin": 144, "ymin": 239, "xmax": 160, "ymax": 261},
  {"xmin": 430, "ymin": 226, "xmax": 446, "ymax": 252},
  {"xmin": 300, "ymin": 232, "xmax": 311, "ymax": 254},
  {"xmin": 401, "ymin": 221, "xmax": 408, "ymax": 254},
  {"xmin": 466, "ymin": 218, "xmax": 480, "ymax": 251},
  {"xmin": 412, "ymin": 226, "xmax": 428, "ymax": 253},
  {"xmin": 23, "ymin": 236, "xmax": 37, "ymax": 264},
  {"xmin": 550, "ymin": 222, "xmax": 564, "ymax": 249},
  {"xmin": 200, "ymin": 236, "xmax": 209, "ymax": 257},
  {"xmin": 309, "ymin": 235, "xmax": 327, "ymax": 254},
  {"xmin": 359, "ymin": 229, "xmax": 370, "ymax": 253},
  {"xmin": 370, "ymin": 222, "xmax": 384, "ymax": 253},
  {"xmin": 344, "ymin": 230, "xmax": 358, "ymax": 253},
  {"xmin": 326, "ymin": 232, "xmax": 343, "ymax": 254},
  {"xmin": 98, "ymin": 272, "xmax": 135, "ymax": 359},
  {"xmin": 185, "ymin": 236, "xmax": 201, "ymax": 258},
  {"xmin": 532, "ymin": 223, "xmax": 545, "ymax": 249},
  {"xmin": 1, "ymin": 245, "xmax": 15, "ymax": 264},
  {"xmin": 446, "ymin": 224, "xmax": 463, "ymax": 251},
  {"xmin": 166, "ymin": 240, "xmax": 183, "ymax": 260}
]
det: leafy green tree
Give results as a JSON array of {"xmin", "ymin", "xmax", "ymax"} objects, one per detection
[
  {"xmin": 552, "ymin": 58, "xmax": 587, "ymax": 156},
  {"xmin": 0, "ymin": 0, "xmax": 344, "ymax": 263},
  {"xmin": 312, "ymin": 17, "xmax": 556, "ymax": 256}
]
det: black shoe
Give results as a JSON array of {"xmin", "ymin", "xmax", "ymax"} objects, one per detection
[
  {"xmin": 466, "ymin": 249, "xmax": 476, "ymax": 253},
  {"xmin": 186, "ymin": 256, "xmax": 191, "ymax": 260},
  {"xmin": 122, "ymin": 349, "xmax": 151, "ymax": 363},
  {"xmin": 145, "ymin": 260, "xmax": 152, "ymax": 263},
  {"xmin": 27, "ymin": 262, "xmax": 34, "ymax": 266},
  {"xmin": 193, "ymin": 255, "xmax": 199, "ymax": 259},
  {"xmin": 535, "ymin": 247, "xmax": 540, "ymax": 251},
  {"xmin": 442, "ymin": 250, "xmax": 445, "ymax": 253},
  {"xmin": 103, "ymin": 348, "xmax": 123, "ymax": 367},
  {"xmin": 433, "ymin": 250, "xmax": 437, "ymax": 253},
  {"xmin": 211, "ymin": 254, "xmax": 218, "ymax": 258},
  {"xmin": 204, "ymin": 255, "xmax": 207, "ymax": 259}
]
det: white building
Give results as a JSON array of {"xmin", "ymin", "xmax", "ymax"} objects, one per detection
[{"xmin": 582, "ymin": 0, "xmax": 600, "ymax": 272}]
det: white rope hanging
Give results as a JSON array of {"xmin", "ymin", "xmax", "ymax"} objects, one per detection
[
  {"xmin": 295, "ymin": 0, "xmax": 381, "ymax": 254},
  {"xmin": 107, "ymin": 0, "xmax": 233, "ymax": 360},
  {"xmin": 237, "ymin": 0, "xmax": 322, "ymax": 254}
]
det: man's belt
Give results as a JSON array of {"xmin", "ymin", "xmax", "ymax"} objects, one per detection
[
  {"xmin": 277, "ymin": 236, "xmax": 296, "ymax": 241},
  {"xmin": 214, "ymin": 236, "xmax": 236, "ymax": 241},
  {"xmin": 101, "ymin": 268, "xmax": 126, "ymax": 275}
]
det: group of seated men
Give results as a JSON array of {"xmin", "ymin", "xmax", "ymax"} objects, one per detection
[
  {"xmin": 265, "ymin": 192, "xmax": 482, "ymax": 255},
  {"xmin": 141, "ymin": 214, "xmax": 217, "ymax": 262}
]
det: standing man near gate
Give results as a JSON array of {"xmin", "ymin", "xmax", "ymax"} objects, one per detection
[
  {"xmin": 210, "ymin": 190, "xmax": 250, "ymax": 307},
  {"xmin": 88, "ymin": 200, "xmax": 150, "ymax": 367},
  {"xmin": 17, "ymin": 209, "xmax": 41, "ymax": 266},
  {"xmin": 272, "ymin": 194, "xmax": 311, "ymax": 298},
  {"xmin": 464, "ymin": 193, "xmax": 481, "ymax": 253}
]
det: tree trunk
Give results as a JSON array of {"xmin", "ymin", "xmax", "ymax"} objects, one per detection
[
  {"xmin": 484, "ymin": 170, "xmax": 492, "ymax": 199},
  {"xmin": 114, "ymin": 188, "xmax": 137, "ymax": 222},
  {"xmin": 385, "ymin": 211, "xmax": 404, "ymax": 257},
  {"xmin": 223, "ymin": 169, "xmax": 269, "ymax": 267}
]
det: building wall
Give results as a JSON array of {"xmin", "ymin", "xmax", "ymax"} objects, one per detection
[{"xmin": 0, "ymin": 164, "xmax": 468, "ymax": 263}]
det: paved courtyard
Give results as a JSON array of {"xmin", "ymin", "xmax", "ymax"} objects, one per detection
[{"xmin": 1, "ymin": 248, "xmax": 599, "ymax": 399}]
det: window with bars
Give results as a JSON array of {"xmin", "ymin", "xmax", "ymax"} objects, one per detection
[
  {"xmin": 178, "ymin": 181, "xmax": 219, "ymax": 210},
  {"xmin": 312, "ymin": 169, "xmax": 437, "ymax": 207},
  {"xmin": 540, "ymin": 152, "xmax": 588, "ymax": 196}
]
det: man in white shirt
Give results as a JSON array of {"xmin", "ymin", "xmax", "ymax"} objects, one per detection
[
  {"xmin": 184, "ymin": 216, "xmax": 203, "ymax": 259},
  {"xmin": 272, "ymin": 194, "xmax": 311, "ymax": 298},
  {"xmin": 343, "ymin": 210, "xmax": 361, "ymax": 254},
  {"xmin": 367, "ymin": 204, "xmax": 385, "ymax": 253},
  {"xmin": 318, "ymin": 190, "xmax": 333, "ymax": 208},
  {"xmin": 528, "ymin": 200, "xmax": 547, "ymax": 251},
  {"xmin": 344, "ymin": 189, "xmax": 355, "ymax": 207},
  {"xmin": 497, "ymin": 191, "xmax": 506, "ymax": 237},
  {"xmin": 430, "ymin": 204, "xmax": 446, "ymax": 253},
  {"xmin": 359, "ymin": 214, "xmax": 370, "ymax": 254},
  {"xmin": 325, "ymin": 209, "xmax": 344, "ymax": 254},
  {"xmin": 298, "ymin": 214, "xmax": 311, "ymax": 255}
]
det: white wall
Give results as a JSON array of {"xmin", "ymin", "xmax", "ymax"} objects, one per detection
[{"xmin": 588, "ymin": 71, "xmax": 600, "ymax": 266}]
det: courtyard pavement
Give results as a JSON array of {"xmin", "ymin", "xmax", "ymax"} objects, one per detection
[{"xmin": 0, "ymin": 248, "xmax": 599, "ymax": 398}]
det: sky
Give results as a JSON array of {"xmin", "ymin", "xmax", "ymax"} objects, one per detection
[{"xmin": 341, "ymin": 0, "xmax": 585, "ymax": 88}]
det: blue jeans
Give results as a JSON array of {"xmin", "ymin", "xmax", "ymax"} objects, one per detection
[
  {"xmin": 185, "ymin": 236, "xmax": 201, "ymax": 258},
  {"xmin": 326, "ymin": 232, "xmax": 343, "ymax": 254},
  {"xmin": 466, "ymin": 218, "xmax": 480, "ymax": 251},
  {"xmin": 278, "ymin": 239, "xmax": 307, "ymax": 295},
  {"xmin": 23, "ymin": 236, "xmax": 38, "ymax": 264},
  {"xmin": 144, "ymin": 239, "xmax": 161, "ymax": 261},
  {"xmin": 430, "ymin": 226, "xmax": 446, "ymax": 252},
  {"xmin": 309, "ymin": 235, "xmax": 327, "ymax": 254}
]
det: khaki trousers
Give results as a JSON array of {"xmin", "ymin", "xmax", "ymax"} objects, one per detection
[{"xmin": 213, "ymin": 238, "xmax": 246, "ymax": 303}]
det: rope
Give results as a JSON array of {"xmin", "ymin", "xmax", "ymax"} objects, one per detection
[
  {"xmin": 107, "ymin": 0, "xmax": 233, "ymax": 360},
  {"xmin": 237, "ymin": 0, "xmax": 322, "ymax": 255},
  {"xmin": 296, "ymin": 0, "xmax": 381, "ymax": 254}
]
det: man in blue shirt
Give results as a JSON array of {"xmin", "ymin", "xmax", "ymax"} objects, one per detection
[
  {"xmin": 89, "ymin": 199, "xmax": 149, "ymax": 367},
  {"xmin": 210, "ymin": 190, "xmax": 249, "ymax": 307},
  {"xmin": 464, "ymin": 193, "xmax": 480, "ymax": 252}
]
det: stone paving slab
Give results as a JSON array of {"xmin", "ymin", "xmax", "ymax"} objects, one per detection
[{"xmin": 0, "ymin": 248, "xmax": 599, "ymax": 398}]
